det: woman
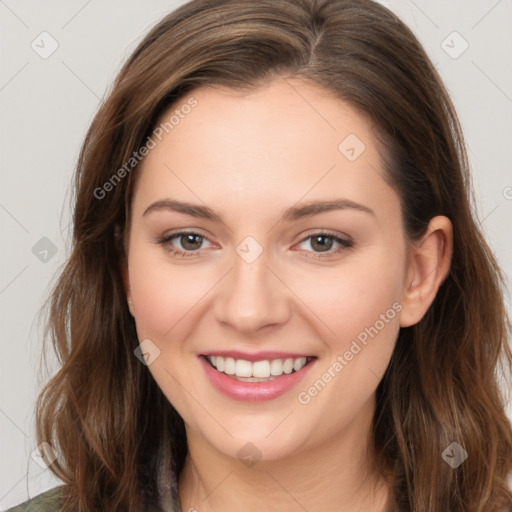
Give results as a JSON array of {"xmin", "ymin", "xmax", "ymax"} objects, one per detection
[{"xmin": 9, "ymin": 0, "xmax": 512, "ymax": 510}]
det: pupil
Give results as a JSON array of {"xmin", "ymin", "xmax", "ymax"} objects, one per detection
[
  {"xmin": 312, "ymin": 235, "xmax": 333, "ymax": 252},
  {"xmin": 182, "ymin": 234, "xmax": 202, "ymax": 250}
]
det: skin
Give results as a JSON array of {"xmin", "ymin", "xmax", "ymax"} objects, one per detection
[{"xmin": 124, "ymin": 77, "xmax": 453, "ymax": 512}]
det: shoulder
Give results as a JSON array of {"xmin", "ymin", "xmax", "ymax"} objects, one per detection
[{"xmin": 6, "ymin": 486, "xmax": 64, "ymax": 512}]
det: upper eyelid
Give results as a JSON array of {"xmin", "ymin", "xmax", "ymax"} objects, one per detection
[
  {"xmin": 160, "ymin": 231, "xmax": 215, "ymax": 252},
  {"xmin": 298, "ymin": 229, "xmax": 352, "ymax": 243},
  {"xmin": 161, "ymin": 230, "xmax": 214, "ymax": 245}
]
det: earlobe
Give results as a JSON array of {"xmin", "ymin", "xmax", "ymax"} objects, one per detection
[
  {"xmin": 121, "ymin": 260, "xmax": 135, "ymax": 317},
  {"xmin": 399, "ymin": 216, "xmax": 453, "ymax": 328},
  {"xmin": 127, "ymin": 298, "xmax": 135, "ymax": 317}
]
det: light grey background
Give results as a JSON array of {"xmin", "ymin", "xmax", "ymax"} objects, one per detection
[{"xmin": 1, "ymin": 0, "xmax": 511, "ymax": 508}]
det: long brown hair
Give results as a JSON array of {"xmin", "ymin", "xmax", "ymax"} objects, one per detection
[{"xmin": 36, "ymin": 0, "xmax": 512, "ymax": 510}]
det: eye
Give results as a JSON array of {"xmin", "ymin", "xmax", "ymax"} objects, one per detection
[
  {"xmin": 296, "ymin": 231, "xmax": 353, "ymax": 259},
  {"xmin": 157, "ymin": 230, "xmax": 353, "ymax": 259},
  {"xmin": 158, "ymin": 231, "xmax": 213, "ymax": 258}
]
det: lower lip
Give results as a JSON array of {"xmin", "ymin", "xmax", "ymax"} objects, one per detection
[{"xmin": 199, "ymin": 356, "xmax": 316, "ymax": 402}]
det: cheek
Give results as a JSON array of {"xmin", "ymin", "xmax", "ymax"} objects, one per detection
[
  {"xmin": 293, "ymin": 262, "xmax": 403, "ymax": 433},
  {"xmin": 127, "ymin": 242, "xmax": 208, "ymax": 338},
  {"xmin": 294, "ymin": 248, "xmax": 405, "ymax": 348}
]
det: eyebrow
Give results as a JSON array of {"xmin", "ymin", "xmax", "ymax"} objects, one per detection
[{"xmin": 142, "ymin": 198, "xmax": 375, "ymax": 222}]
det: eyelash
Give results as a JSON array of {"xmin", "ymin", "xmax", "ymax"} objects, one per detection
[{"xmin": 157, "ymin": 230, "xmax": 354, "ymax": 260}]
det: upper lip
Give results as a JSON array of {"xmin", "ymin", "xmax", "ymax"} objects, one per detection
[{"xmin": 200, "ymin": 351, "xmax": 315, "ymax": 362}]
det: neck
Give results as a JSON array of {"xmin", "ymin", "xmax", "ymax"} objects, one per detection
[{"xmin": 178, "ymin": 399, "xmax": 390, "ymax": 512}]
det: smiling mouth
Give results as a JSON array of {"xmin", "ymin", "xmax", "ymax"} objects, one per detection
[{"xmin": 202, "ymin": 354, "xmax": 316, "ymax": 382}]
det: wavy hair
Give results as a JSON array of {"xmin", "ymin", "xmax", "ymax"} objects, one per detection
[{"xmin": 36, "ymin": 0, "xmax": 512, "ymax": 510}]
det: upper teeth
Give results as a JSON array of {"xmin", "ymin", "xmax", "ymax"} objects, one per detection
[{"xmin": 207, "ymin": 355, "xmax": 309, "ymax": 378}]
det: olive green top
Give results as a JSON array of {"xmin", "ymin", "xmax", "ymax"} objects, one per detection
[
  {"xmin": 7, "ymin": 450, "xmax": 181, "ymax": 511},
  {"xmin": 7, "ymin": 476, "xmax": 181, "ymax": 511},
  {"xmin": 6, "ymin": 487, "xmax": 64, "ymax": 512}
]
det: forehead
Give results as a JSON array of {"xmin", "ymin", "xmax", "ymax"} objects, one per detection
[{"xmin": 131, "ymin": 78, "xmax": 400, "ymax": 225}]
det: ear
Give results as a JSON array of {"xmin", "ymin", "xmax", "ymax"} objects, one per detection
[
  {"xmin": 121, "ymin": 258, "xmax": 135, "ymax": 317},
  {"xmin": 399, "ymin": 216, "xmax": 453, "ymax": 328}
]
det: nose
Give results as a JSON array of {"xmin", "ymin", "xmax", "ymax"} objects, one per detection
[{"xmin": 213, "ymin": 246, "xmax": 291, "ymax": 336}]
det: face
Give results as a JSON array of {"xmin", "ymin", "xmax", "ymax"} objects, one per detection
[{"xmin": 125, "ymin": 78, "xmax": 410, "ymax": 462}]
